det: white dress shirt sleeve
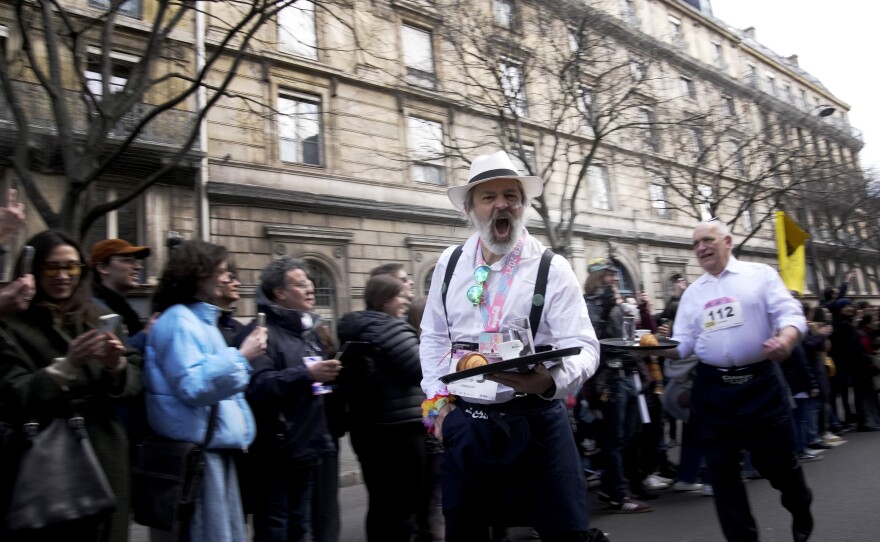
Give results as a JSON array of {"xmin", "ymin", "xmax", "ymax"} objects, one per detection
[
  {"xmin": 671, "ymin": 284, "xmax": 700, "ymax": 360},
  {"xmin": 763, "ymin": 265, "xmax": 808, "ymax": 337},
  {"xmin": 419, "ymin": 246, "xmax": 457, "ymax": 399},
  {"xmin": 539, "ymin": 257, "xmax": 600, "ymax": 399}
]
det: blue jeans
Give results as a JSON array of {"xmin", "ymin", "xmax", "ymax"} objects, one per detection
[
  {"xmin": 599, "ymin": 372, "xmax": 639, "ymax": 500},
  {"xmin": 793, "ymin": 397, "xmax": 821, "ymax": 451},
  {"xmin": 252, "ymin": 463, "xmax": 316, "ymax": 542}
]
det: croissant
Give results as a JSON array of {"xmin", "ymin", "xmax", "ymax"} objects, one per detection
[{"xmin": 639, "ymin": 333, "xmax": 659, "ymax": 347}]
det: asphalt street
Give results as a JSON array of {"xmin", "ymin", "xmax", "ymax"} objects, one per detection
[
  {"xmin": 130, "ymin": 429, "xmax": 880, "ymax": 541},
  {"xmin": 337, "ymin": 430, "xmax": 880, "ymax": 542}
]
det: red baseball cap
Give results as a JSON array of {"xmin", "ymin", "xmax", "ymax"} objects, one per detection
[{"xmin": 90, "ymin": 239, "xmax": 151, "ymax": 268}]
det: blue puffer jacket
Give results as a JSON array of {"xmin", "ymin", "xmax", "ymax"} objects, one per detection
[{"xmin": 144, "ymin": 302, "xmax": 256, "ymax": 449}]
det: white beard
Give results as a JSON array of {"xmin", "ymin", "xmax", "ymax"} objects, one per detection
[{"xmin": 470, "ymin": 209, "xmax": 525, "ymax": 256}]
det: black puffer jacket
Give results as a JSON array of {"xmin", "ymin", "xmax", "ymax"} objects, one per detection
[
  {"xmin": 235, "ymin": 304, "xmax": 334, "ymax": 468},
  {"xmin": 336, "ymin": 310, "xmax": 422, "ymax": 425}
]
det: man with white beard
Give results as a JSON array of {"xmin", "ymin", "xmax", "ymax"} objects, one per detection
[{"xmin": 419, "ymin": 151, "xmax": 601, "ymax": 541}]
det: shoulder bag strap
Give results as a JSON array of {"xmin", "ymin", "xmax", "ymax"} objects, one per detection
[{"xmin": 172, "ymin": 404, "xmax": 220, "ymax": 542}]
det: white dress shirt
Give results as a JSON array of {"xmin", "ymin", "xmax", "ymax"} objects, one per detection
[
  {"xmin": 672, "ymin": 256, "xmax": 807, "ymax": 368},
  {"xmin": 419, "ymin": 229, "xmax": 600, "ymax": 404}
]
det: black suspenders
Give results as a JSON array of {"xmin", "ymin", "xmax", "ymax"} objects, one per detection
[{"xmin": 441, "ymin": 245, "xmax": 555, "ymax": 340}]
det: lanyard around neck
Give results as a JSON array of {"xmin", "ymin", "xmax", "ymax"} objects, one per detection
[{"xmin": 475, "ymin": 236, "xmax": 525, "ymax": 332}]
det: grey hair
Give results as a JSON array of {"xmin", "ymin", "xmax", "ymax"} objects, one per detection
[
  {"xmin": 260, "ymin": 256, "xmax": 307, "ymax": 301},
  {"xmin": 700, "ymin": 218, "xmax": 732, "ymax": 238}
]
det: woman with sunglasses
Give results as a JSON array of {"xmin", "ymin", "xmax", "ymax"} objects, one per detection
[
  {"xmin": 336, "ymin": 273, "xmax": 424, "ymax": 542},
  {"xmin": 144, "ymin": 240, "xmax": 265, "ymax": 542},
  {"xmin": 0, "ymin": 230, "xmax": 142, "ymax": 542}
]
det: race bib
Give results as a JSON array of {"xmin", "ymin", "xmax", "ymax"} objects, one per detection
[{"xmin": 701, "ymin": 297, "xmax": 744, "ymax": 332}]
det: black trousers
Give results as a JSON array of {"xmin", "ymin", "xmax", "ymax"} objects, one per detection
[
  {"xmin": 441, "ymin": 398, "xmax": 590, "ymax": 542},
  {"xmin": 691, "ymin": 361, "xmax": 812, "ymax": 542},
  {"xmin": 350, "ymin": 421, "xmax": 426, "ymax": 542}
]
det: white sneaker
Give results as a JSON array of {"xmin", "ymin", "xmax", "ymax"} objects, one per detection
[
  {"xmin": 651, "ymin": 473, "xmax": 673, "ymax": 485},
  {"xmin": 822, "ymin": 432, "xmax": 843, "ymax": 443},
  {"xmin": 672, "ymin": 481, "xmax": 704, "ymax": 492},
  {"xmin": 642, "ymin": 474, "xmax": 670, "ymax": 490}
]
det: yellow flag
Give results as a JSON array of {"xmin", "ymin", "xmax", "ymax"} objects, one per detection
[{"xmin": 775, "ymin": 211, "xmax": 809, "ymax": 294}]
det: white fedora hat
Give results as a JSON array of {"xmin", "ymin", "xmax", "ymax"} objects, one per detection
[{"xmin": 447, "ymin": 150, "xmax": 544, "ymax": 211}]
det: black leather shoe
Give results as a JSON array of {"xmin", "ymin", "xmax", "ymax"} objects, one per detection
[{"xmin": 792, "ymin": 508, "xmax": 813, "ymax": 542}]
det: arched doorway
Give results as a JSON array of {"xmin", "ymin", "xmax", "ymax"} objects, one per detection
[
  {"xmin": 304, "ymin": 260, "xmax": 338, "ymax": 329},
  {"xmin": 612, "ymin": 259, "xmax": 636, "ymax": 297}
]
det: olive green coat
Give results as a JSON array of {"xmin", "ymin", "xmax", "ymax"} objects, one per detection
[{"xmin": 0, "ymin": 304, "xmax": 142, "ymax": 542}]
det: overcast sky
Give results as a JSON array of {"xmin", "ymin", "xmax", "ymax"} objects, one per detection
[{"xmin": 711, "ymin": 0, "xmax": 880, "ymax": 172}]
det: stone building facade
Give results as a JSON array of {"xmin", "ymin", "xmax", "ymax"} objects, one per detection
[{"xmin": 1, "ymin": 0, "xmax": 873, "ymax": 327}]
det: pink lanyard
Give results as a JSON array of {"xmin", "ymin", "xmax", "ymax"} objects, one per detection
[{"xmin": 475, "ymin": 237, "xmax": 525, "ymax": 332}]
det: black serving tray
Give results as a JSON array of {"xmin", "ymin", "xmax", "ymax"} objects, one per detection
[
  {"xmin": 439, "ymin": 347, "xmax": 582, "ymax": 384},
  {"xmin": 599, "ymin": 338, "xmax": 679, "ymax": 351}
]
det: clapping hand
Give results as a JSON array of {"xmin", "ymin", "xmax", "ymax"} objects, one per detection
[{"xmin": 67, "ymin": 329, "xmax": 125, "ymax": 370}]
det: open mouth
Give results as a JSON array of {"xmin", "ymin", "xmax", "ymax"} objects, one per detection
[{"xmin": 492, "ymin": 217, "xmax": 512, "ymax": 239}]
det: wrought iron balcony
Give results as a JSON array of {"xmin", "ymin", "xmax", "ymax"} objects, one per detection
[{"xmin": 0, "ymin": 80, "xmax": 198, "ymax": 149}]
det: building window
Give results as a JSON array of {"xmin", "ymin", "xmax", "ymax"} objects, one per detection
[
  {"xmin": 303, "ymin": 261, "xmax": 337, "ymax": 326},
  {"xmin": 576, "ymin": 84, "xmax": 594, "ymax": 135},
  {"xmin": 669, "ymin": 16, "xmax": 685, "ymax": 49},
  {"xmin": 278, "ymin": 0, "xmax": 317, "ymax": 59},
  {"xmin": 493, "ymin": 0, "xmax": 515, "ymax": 29},
  {"xmin": 499, "ymin": 58, "xmax": 527, "ymax": 116},
  {"xmin": 765, "ymin": 74, "xmax": 776, "ymax": 96},
  {"xmin": 698, "ymin": 184, "xmax": 713, "ymax": 221},
  {"xmin": 509, "ymin": 142, "xmax": 536, "ymax": 175},
  {"xmin": 568, "ymin": 27, "xmax": 586, "ymax": 53},
  {"xmin": 741, "ymin": 199, "xmax": 754, "ymax": 232},
  {"xmin": 650, "ymin": 176, "xmax": 671, "ymax": 219},
  {"xmin": 680, "ymin": 77, "xmax": 696, "ymax": 100},
  {"xmin": 728, "ymin": 139, "xmax": 745, "ymax": 176},
  {"xmin": 83, "ymin": 187, "xmax": 145, "ymax": 281},
  {"xmin": 401, "ymin": 24, "xmax": 435, "ymax": 88},
  {"xmin": 407, "ymin": 117, "xmax": 446, "ymax": 184},
  {"xmin": 783, "ymin": 84, "xmax": 793, "ymax": 103},
  {"xmin": 621, "ymin": 0, "xmax": 639, "ymax": 26},
  {"xmin": 89, "ymin": 0, "xmax": 142, "ymax": 18},
  {"xmin": 712, "ymin": 42, "xmax": 724, "ymax": 69},
  {"xmin": 587, "ymin": 164, "xmax": 612, "ymax": 211},
  {"xmin": 278, "ymin": 93, "xmax": 322, "ymax": 166},
  {"xmin": 689, "ymin": 128, "xmax": 704, "ymax": 159},
  {"xmin": 745, "ymin": 64, "xmax": 758, "ymax": 88},
  {"xmin": 613, "ymin": 259, "xmax": 636, "ymax": 297},
  {"xmin": 85, "ymin": 49, "xmax": 137, "ymax": 98},
  {"xmin": 769, "ymin": 154, "xmax": 784, "ymax": 187},
  {"xmin": 639, "ymin": 107, "xmax": 656, "ymax": 152},
  {"xmin": 800, "ymin": 89, "xmax": 809, "ymax": 109},
  {"xmin": 630, "ymin": 58, "xmax": 646, "ymax": 81},
  {"xmin": 722, "ymin": 96, "xmax": 736, "ymax": 116}
]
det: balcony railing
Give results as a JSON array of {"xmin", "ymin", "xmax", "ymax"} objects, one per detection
[{"xmin": 0, "ymin": 80, "xmax": 197, "ymax": 148}]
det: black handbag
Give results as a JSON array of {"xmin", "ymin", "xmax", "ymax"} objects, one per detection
[
  {"xmin": 4, "ymin": 416, "xmax": 116, "ymax": 532},
  {"xmin": 132, "ymin": 404, "xmax": 218, "ymax": 539}
]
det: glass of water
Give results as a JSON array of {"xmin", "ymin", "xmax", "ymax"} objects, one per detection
[
  {"xmin": 622, "ymin": 316, "xmax": 636, "ymax": 342},
  {"xmin": 508, "ymin": 317, "xmax": 535, "ymax": 358}
]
